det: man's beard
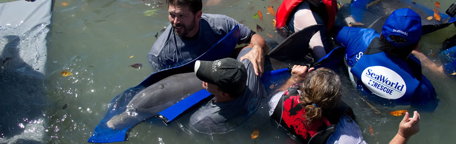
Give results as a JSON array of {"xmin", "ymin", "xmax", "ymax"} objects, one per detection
[{"xmin": 173, "ymin": 19, "xmax": 195, "ymax": 37}]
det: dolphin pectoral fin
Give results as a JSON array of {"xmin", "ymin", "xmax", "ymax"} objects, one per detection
[
  {"xmin": 106, "ymin": 112, "xmax": 138, "ymax": 130},
  {"xmin": 268, "ymin": 24, "xmax": 323, "ymax": 61}
]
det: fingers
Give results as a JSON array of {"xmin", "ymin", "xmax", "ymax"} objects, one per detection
[
  {"xmin": 291, "ymin": 65, "xmax": 313, "ymax": 75},
  {"xmin": 308, "ymin": 67, "xmax": 315, "ymax": 72},
  {"xmin": 252, "ymin": 60, "xmax": 260, "ymax": 76},
  {"xmin": 239, "ymin": 47, "xmax": 264, "ymax": 76},
  {"xmin": 410, "ymin": 111, "xmax": 420, "ymax": 123},
  {"xmin": 241, "ymin": 56, "xmax": 262, "ymax": 76},
  {"xmin": 258, "ymin": 57, "xmax": 264, "ymax": 75},
  {"xmin": 291, "ymin": 65, "xmax": 305, "ymax": 74},
  {"xmin": 402, "ymin": 111, "xmax": 410, "ymax": 122}
]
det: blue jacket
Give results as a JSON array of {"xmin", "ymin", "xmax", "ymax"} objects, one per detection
[{"xmin": 336, "ymin": 27, "xmax": 438, "ymax": 110}]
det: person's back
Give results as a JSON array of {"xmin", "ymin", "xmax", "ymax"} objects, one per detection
[{"xmin": 336, "ymin": 8, "xmax": 438, "ymax": 110}]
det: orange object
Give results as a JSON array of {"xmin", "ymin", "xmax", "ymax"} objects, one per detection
[
  {"xmin": 250, "ymin": 129, "xmax": 260, "ymax": 139},
  {"xmin": 61, "ymin": 70, "xmax": 73, "ymax": 77},
  {"xmin": 390, "ymin": 110, "xmax": 407, "ymax": 117},
  {"xmin": 434, "ymin": 1, "xmax": 441, "ymax": 8},
  {"xmin": 61, "ymin": 2, "xmax": 69, "ymax": 7},
  {"xmin": 267, "ymin": 6, "xmax": 276, "ymax": 16},
  {"xmin": 257, "ymin": 10, "xmax": 263, "ymax": 20},
  {"xmin": 434, "ymin": 8, "xmax": 441, "ymax": 21},
  {"xmin": 368, "ymin": 125, "xmax": 375, "ymax": 136}
]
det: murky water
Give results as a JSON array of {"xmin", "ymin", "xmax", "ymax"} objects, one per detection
[{"xmin": 1, "ymin": 0, "xmax": 454, "ymax": 143}]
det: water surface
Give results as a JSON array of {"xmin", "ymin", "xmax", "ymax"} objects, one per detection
[{"xmin": 11, "ymin": 0, "xmax": 456, "ymax": 143}]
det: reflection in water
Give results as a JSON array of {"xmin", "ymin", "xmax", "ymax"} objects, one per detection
[{"xmin": 0, "ymin": 35, "xmax": 46, "ymax": 143}]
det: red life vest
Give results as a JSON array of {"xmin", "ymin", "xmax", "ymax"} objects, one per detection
[
  {"xmin": 281, "ymin": 93, "xmax": 332, "ymax": 140},
  {"xmin": 275, "ymin": 0, "xmax": 337, "ymax": 31}
]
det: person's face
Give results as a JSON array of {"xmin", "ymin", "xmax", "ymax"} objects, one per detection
[
  {"xmin": 202, "ymin": 81, "xmax": 232, "ymax": 102},
  {"xmin": 168, "ymin": 4, "xmax": 201, "ymax": 37}
]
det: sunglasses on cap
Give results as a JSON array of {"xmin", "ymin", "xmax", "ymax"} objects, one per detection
[{"xmin": 389, "ymin": 35, "xmax": 408, "ymax": 43}]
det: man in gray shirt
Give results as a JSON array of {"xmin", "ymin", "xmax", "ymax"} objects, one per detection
[
  {"xmin": 149, "ymin": 0, "xmax": 266, "ymax": 75},
  {"xmin": 190, "ymin": 48, "xmax": 265, "ymax": 134}
]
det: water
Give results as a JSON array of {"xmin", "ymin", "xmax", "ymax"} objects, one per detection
[{"xmin": 2, "ymin": 0, "xmax": 455, "ymax": 143}]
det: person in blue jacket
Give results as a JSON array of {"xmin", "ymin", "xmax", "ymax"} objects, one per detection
[{"xmin": 336, "ymin": 8, "xmax": 438, "ymax": 111}]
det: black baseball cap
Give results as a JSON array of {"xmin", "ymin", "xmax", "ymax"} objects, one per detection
[{"xmin": 194, "ymin": 58, "xmax": 247, "ymax": 96}]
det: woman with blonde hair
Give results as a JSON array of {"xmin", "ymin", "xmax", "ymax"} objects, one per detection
[{"xmin": 269, "ymin": 66, "xmax": 356, "ymax": 143}]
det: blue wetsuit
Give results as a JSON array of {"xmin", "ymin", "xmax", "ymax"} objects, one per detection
[{"xmin": 337, "ymin": 27, "xmax": 438, "ymax": 111}]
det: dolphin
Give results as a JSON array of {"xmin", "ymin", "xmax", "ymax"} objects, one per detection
[{"xmin": 106, "ymin": 72, "xmax": 202, "ymax": 129}]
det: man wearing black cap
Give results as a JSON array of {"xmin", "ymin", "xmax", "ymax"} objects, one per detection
[
  {"xmin": 190, "ymin": 48, "xmax": 265, "ymax": 134},
  {"xmin": 336, "ymin": 8, "xmax": 438, "ymax": 111}
]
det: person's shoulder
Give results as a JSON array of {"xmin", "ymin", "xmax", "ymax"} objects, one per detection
[
  {"xmin": 189, "ymin": 101, "xmax": 226, "ymax": 130},
  {"xmin": 339, "ymin": 26, "xmax": 377, "ymax": 36},
  {"xmin": 202, "ymin": 13, "xmax": 235, "ymax": 21},
  {"xmin": 326, "ymin": 115, "xmax": 366, "ymax": 144}
]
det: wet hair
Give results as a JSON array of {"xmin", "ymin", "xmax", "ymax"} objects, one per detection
[
  {"xmin": 167, "ymin": 0, "xmax": 202, "ymax": 14},
  {"xmin": 299, "ymin": 68, "xmax": 341, "ymax": 124}
]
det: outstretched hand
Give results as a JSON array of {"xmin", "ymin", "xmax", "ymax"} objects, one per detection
[
  {"xmin": 398, "ymin": 111, "xmax": 420, "ymax": 138},
  {"xmin": 390, "ymin": 111, "xmax": 420, "ymax": 144}
]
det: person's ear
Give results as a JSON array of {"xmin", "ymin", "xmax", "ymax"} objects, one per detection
[
  {"xmin": 195, "ymin": 10, "xmax": 202, "ymax": 19},
  {"xmin": 221, "ymin": 91, "xmax": 232, "ymax": 99},
  {"xmin": 201, "ymin": 81, "xmax": 208, "ymax": 89}
]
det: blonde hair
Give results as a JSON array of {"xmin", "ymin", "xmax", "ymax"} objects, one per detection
[{"xmin": 299, "ymin": 68, "xmax": 341, "ymax": 123}]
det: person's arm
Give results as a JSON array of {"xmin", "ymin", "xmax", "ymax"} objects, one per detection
[
  {"xmin": 215, "ymin": 14, "xmax": 266, "ymax": 76},
  {"xmin": 389, "ymin": 111, "xmax": 420, "ymax": 144},
  {"xmin": 411, "ymin": 50, "xmax": 445, "ymax": 77},
  {"xmin": 240, "ymin": 33, "xmax": 266, "ymax": 76},
  {"xmin": 277, "ymin": 65, "xmax": 314, "ymax": 91}
]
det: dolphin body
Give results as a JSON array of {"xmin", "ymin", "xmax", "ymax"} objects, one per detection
[{"xmin": 106, "ymin": 72, "xmax": 202, "ymax": 130}]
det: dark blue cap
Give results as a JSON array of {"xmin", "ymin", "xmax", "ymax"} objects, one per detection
[{"xmin": 382, "ymin": 8, "xmax": 422, "ymax": 48}]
